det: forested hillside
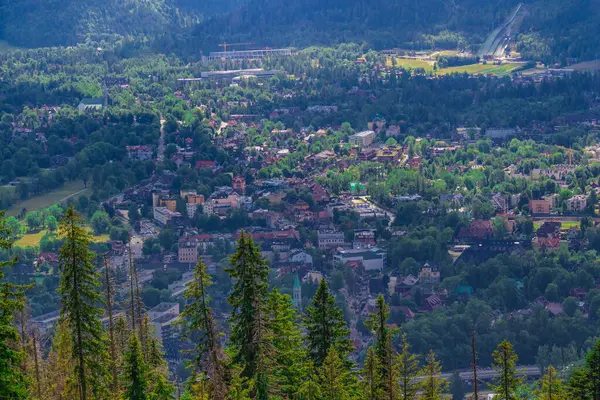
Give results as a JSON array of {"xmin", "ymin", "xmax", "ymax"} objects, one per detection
[
  {"xmin": 193, "ymin": 0, "xmax": 600, "ymax": 63},
  {"xmin": 2, "ymin": 0, "xmax": 600, "ymax": 63},
  {"xmin": 0, "ymin": 0, "xmax": 241, "ymax": 49},
  {"xmin": 192, "ymin": 0, "xmax": 522, "ymax": 51}
]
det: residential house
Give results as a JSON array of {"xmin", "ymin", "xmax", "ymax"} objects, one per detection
[
  {"xmin": 195, "ymin": 160, "xmax": 217, "ymax": 169},
  {"xmin": 424, "ymin": 294, "xmax": 443, "ymax": 311},
  {"xmin": 353, "ymin": 229, "xmax": 376, "ymax": 249},
  {"xmin": 458, "ymin": 220, "xmax": 493, "ymax": 242},
  {"xmin": 289, "ymin": 249, "xmax": 313, "ymax": 266},
  {"xmin": 178, "ymin": 238, "xmax": 198, "ymax": 264},
  {"xmin": 126, "ymin": 145, "xmax": 153, "ymax": 160},
  {"xmin": 418, "ymin": 263, "xmax": 441, "ymax": 284},
  {"xmin": 566, "ymin": 195, "xmax": 587, "ymax": 213},
  {"xmin": 358, "ymin": 148, "xmax": 378, "ymax": 161},
  {"xmin": 232, "ymin": 176, "xmax": 246, "ymax": 194},
  {"xmin": 303, "ymin": 271, "xmax": 324, "ymax": 285},
  {"xmin": 533, "ymin": 221, "xmax": 561, "ymax": 250},
  {"xmin": 310, "ymin": 183, "xmax": 330, "ymax": 204}
]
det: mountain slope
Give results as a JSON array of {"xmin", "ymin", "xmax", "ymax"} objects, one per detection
[
  {"xmin": 192, "ymin": 0, "xmax": 523, "ymax": 51},
  {"xmin": 192, "ymin": 0, "xmax": 600, "ymax": 62},
  {"xmin": 0, "ymin": 0, "xmax": 241, "ymax": 48}
]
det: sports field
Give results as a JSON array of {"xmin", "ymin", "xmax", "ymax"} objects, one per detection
[
  {"xmin": 439, "ymin": 62, "xmax": 522, "ymax": 76},
  {"xmin": 389, "ymin": 56, "xmax": 522, "ymax": 76}
]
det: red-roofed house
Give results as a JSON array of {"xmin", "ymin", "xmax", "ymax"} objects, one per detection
[{"xmin": 195, "ymin": 160, "xmax": 216, "ymax": 169}]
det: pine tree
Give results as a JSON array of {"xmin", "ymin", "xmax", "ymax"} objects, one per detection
[
  {"xmin": 361, "ymin": 347, "xmax": 383, "ymax": 400},
  {"xmin": 122, "ymin": 334, "xmax": 148, "ymax": 400},
  {"xmin": 58, "ymin": 206, "xmax": 109, "ymax": 400},
  {"xmin": 318, "ymin": 348, "xmax": 356, "ymax": 400},
  {"xmin": 419, "ymin": 350, "xmax": 447, "ymax": 400},
  {"xmin": 266, "ymin": 288, "xmax": 309, "ymax": 397},
  {"xmin": 367, "ymin": 294, "xmax": 398, "ymax": 400},
  {"xmin": 305, "ymin": 278, "xmax": 353, "ymax": 367},
  {"xmin": 182, "ymin": 258, "xmax": 227, "ymax": 400},
  {"xmin": 0, "ymin": 211, "xmax": 31, "ymax": 399},
  {"xmin": 491, "ymin": 340, "xmax": 523, "ymax": 400},
  {"xmin": 397, "ymin": 334, "xmax": 420, "ymax": 400},
  {"xmin": 225, "ymin": 232, "xmax": 271, "ymax": 398},
  {"xmin": 535, "ymin": 365, "xmax": 567, "ymax": 400}
]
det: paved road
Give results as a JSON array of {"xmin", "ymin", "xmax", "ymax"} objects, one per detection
[
  {"xmin": 417, "ymin": 366, "xmax": 541, "ymax": 382},
  {"xmin": 157, "ymin": 117, "xmax": 166, "ymax": 162}
]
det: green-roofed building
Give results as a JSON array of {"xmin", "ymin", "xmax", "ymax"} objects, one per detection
[
  {"xmin": 293, "ymin": 273, "xmax": 302, "ymax": 311},
  {"xmin": 350, "ymin": 182, "xmax": 366, "ymax": 194}
]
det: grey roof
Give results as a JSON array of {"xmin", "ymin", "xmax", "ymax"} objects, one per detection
[{"xmin": 79, "ymin": 97, "xmax": 104, "ymax": 105}]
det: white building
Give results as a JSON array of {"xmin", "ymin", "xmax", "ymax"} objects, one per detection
[
  {"xmin": 349, "ymin": 130, "xmax": 376, "ymax": 147},
  {"xmin": 153, "ymin": 207, "xmax": 181, "ymax": 225},
  {"xmin": 77, "ymin": 98, "xmax": 104, "ymax": 113},
  {"xmin": 566, "ymin": 195, "xmax": 587, "ymax": 213},
  {"xmin": 186, "ymin": 203, "xmax": 202, "ymax": 218},
  {"xmin": 333, "ymin": 247, "xmax": 387, "ymax": 272},
  {"xmin": 318, "ymin": 229, "xmax": 345, "ymax": 249},
  {"xmin": 289, "ymin": 249, "xmax": 313, "ymax": 265}
]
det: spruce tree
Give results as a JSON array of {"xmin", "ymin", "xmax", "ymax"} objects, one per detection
[
  {"xmin": 419, "ymin": 350, "xmax": 447, "ymax": 400},
  {"xmin": 298, "ymin": 380, "xmax": 322, "ymax": 400},
  {"xmin": 122, "ymin": 334, "xmax": 148, "ymax": 400},
  {"xmin": 567, "ymin": 367, "xmax": 592, "ymax": 400},
  {"xmin": 138, "ymin": 316, "xmax": 174, "ymax": 400},
  {"xmin": 225, "ymin": 232, "xmax": 271, "ymax": 398},
  {"xmin": 0, "ymin": 211, "xmax": 31, "ymax": 399},
  {"xmin": 362, "ymin": 347, "xmax": 383, "ymax": 400},
  {"xmin": 535, "ymin": 365, "xmax": 567, "ymax": 400},
  {"xmin": 449, "ymin": 370, "xmax": 465, "ymax": 400},
  {"xmin": 58, "ymin": 206, "xmax": 109, "ymax": 400},
  {"xmin": 305, "ymin": 278, "xmax": 353, "ymax": 367},
  {"xmin": 44, "ymin": 319, "xmax": 77, "ymax": 399},
  {"xmin": 367, "ymin": 294, "xmax": 398, "ymax": 400},
  {"xmin": 267, "ymin": 288, "xmax": 309, "ymax": 397},
  {"xmin": 397, "ymin": 334, "xmax": 420, "ymax": 400},
  {"xmin": 182, "ymin": 258, "xmax": 227, "ymax": 400},
  {"xmin": 318, "ymin": 348, "xmax": 356, "ymax": 400},
  {"xmin": 491, "ymin": 340, "xmax": 523, "ymax": 400}
]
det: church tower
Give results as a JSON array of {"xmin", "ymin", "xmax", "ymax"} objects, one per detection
[{"xmin": 293, "ymin": 273, "xmax": 302, "ymax": 311}]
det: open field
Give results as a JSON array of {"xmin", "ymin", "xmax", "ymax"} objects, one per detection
[
  {"xmin": 388, "ymin": 56, "xmax": 523, "ymax": 76},
  {"xmin": 6, "ymin": 180, "xmax": 88, "ymax": 216},
  {"xmin": 387, "ymin": 57, "xmax": 433, "ymax": 71},
  {"xmin": 438, "ymin": 62, "xmax": 522, "ymax": 75},
  {"xmin": 15, "ymin": 227, "xmax": 109, "ymax": 248},
  {"xmin": 533, "ymin": 220, "xmax": 580, "ymax": 231}
]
